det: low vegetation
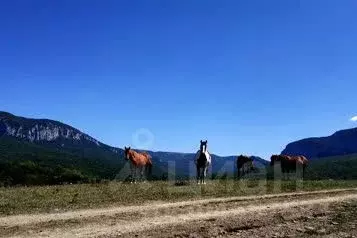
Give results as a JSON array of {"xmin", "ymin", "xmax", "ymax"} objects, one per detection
[
  {"xmin": 0, "ymin": 137, "xmax": 123, "ymax": 186},
  {"xmin": 305, "ymin": 154, "xmax": 357, "ymax": 180},
  {"xmin": 0, "ymin": 179, "xmax": 356, "ymax": 216}
]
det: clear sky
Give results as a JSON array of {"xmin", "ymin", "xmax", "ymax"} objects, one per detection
[{"xmin": 1, "ymin": 0, "xmax": 357, "ymax": 159}]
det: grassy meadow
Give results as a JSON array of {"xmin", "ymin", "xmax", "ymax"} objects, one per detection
[
  {"xmin": 1, "ymin": 179, "xmax": 357, "ymax": 216},
  {"xmin": 1, "ymin": 153, "xmax": 356, "ymax": 216}
]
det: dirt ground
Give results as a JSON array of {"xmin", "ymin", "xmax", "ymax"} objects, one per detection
[{"xmin": 1, "ymin": 188, "xmax": 357, "ymax": 238}]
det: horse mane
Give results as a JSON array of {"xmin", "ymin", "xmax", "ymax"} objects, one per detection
[
  {"xmin": 237, "ymin": 155, "xmax": 253, "ymax": 168},
  {"xmin": 129, "ymin": 149, "xmax": 152, "ymax": 159},
  {"xmin": 238, "ymin": 154, "xmax": 250, "ymax": 159},
  {"xmin": 141, "ymin": 151, "xmax": 152, "ymax": 159}
]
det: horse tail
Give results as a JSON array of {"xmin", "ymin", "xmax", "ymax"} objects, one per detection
[
  {"xmin": 145, "ymin": 154, "xmax": 153, "ymax": 179},
  {"xmin": 147, "ymin": 161, "xmax": 152, "ymax": 178}
]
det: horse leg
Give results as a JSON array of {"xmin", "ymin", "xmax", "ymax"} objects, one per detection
[
  {"xmin": 133, "ymin": 167, "xmax": 138, "ymax": 184},
  {"xmin": 204, "ymin": 165, "xmax": 208, "ymax": 184},
  {"xmin": 136, "ymin": 167, "xmax": 139, "ymax": 183},
  {"xmin": 200, "ymin": 169, "xmax": 203, "ymax": 184},
  {"xmin": 139, "ymin": 166, "xmax": 143, "ymax": 182},
  {"xmin": 281, "ymin": 167, "xmax": 285, "ymax": 180},
  {"xmin": 130, "ymin": 163, "xmax": 134, "ymax": 183},
  {"xmin": 197, "ymin": 166, "xmax": 201, "ymax": 184},
  {"xmin": 200, "ymin": 168, "xmax": 203, "ymax": 184},
  {"xmin": 142, "ymin": 166, "xmax": 146, "ymax": 182},
  {"xmin": 144, "ymin": 165, "xmax": 148, "ymax": 182},
  {"xmin": 131, "ymin": 166, "xmax": 135, "ymax": 183},
  {"xmin": 287, "ymin": 169, "xmax": 290, "ymax": 180},
  {"xmin": 196, "ymin": 166, "xmax": 199, "ymax": 184},
  {"xmin": 203, "ymin": 166, "xmax": 208, "ymax": 184},
  {"xmin": 136, "ymin": 167, "xmax": 140, "ymax": 183},
  {"xmin": 200, "ymin": 168, "xmax": 204, "ymax": 184}
]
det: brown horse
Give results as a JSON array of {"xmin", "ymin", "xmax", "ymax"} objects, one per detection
[
  {"xmin": 270, "ymin": 154, "xmax": 308, "ymax": 179},
  {"xmin": 236, "ymin": 155, "xmax": 255, "ymax": 179},
  {"xmin": 124, "ymin": 146, "xmax": 153, "ymax": 183}
]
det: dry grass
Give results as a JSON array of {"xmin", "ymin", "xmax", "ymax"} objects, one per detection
[{"xmin": 0, "ymin": 179, "xmax": 356, "ymax": 216}]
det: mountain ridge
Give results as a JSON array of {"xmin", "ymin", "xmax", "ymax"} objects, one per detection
[
  {"xmin": 0, "ymin": 111, "xmax": 268, "ymax": 185},
  {"xmin": 0, "ymin": 111, "xmax": 103, "ymax": 147},
  {"xmin": 281, "ymin": 127, "xmax": 357, "ymax": 159},
  {"xmin": 0, "ymin": 110, "xmax": 267, "ymax": 161}
]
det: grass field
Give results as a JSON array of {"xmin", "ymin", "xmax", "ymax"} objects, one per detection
[{"xmin": 1, "ymin": 179, "xmax": 357, "ymax": 216}]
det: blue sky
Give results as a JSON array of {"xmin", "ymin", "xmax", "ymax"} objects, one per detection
[{"xmin": 1, "ymin": 0, "xmax": 357, "ymax": 159}]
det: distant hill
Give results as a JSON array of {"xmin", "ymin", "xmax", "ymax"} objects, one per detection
[
  {"xmin": 281, "ymin": 127, "xmax": 357, "ymax": 159},
  {"xmin": 0, "ymin": 111, "xmax": 104, "ymax": 148},
  {"xmin": 0, "ymin": 111, "xmax": 268, "ymax": 186},
  {"xmin": 265, "ymin": 153, "xmax": 357, "ymax": 180},
  {"xmin": 304, "ymin": 154, "xmax": 357, "ymax": 180}
]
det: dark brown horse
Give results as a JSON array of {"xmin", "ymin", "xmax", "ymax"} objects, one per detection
[
  {"xmin": 124, "ymin": 147, "xmax": 153, "ymax": 183},
  {"xmin": 236, "ymin": 155, "xmax": 254, "ymax": 179},
  {"xmin": 270, "ymin": 154, "xmax": 308, "ymax": 179}
]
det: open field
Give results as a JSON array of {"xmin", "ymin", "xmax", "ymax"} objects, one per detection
[
  {"xmin": 1, "ymin": 179, "xmax": 357, "ymax": 216},
  {"xmin": 0, "ymin": 187, "xmax": 357, "ymax": 237}
]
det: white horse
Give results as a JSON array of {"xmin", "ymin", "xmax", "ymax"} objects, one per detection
[{"xmin": 194, "ymin": 140, "xmax": 212, "ymax": 184}]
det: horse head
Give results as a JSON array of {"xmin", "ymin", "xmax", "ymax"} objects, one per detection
[
  {"xmin": 237, "ymin": 155, "xmax": 252, "ymax": 167},
  {"xmin": 200, "ymin": 140, "xmax": 208, "ymax": 153},
  {"xmin": 270, "ymin": 154, "xmax": 281, "ymax": 166},
  {"xmin": 124, "ymin": 146, "xmax": 131, "ymax": 160}
]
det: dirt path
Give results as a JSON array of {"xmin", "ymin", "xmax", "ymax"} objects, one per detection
[{"xmin": 1, "ymin": 188, "xmax": 357, "ymax": 238}]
